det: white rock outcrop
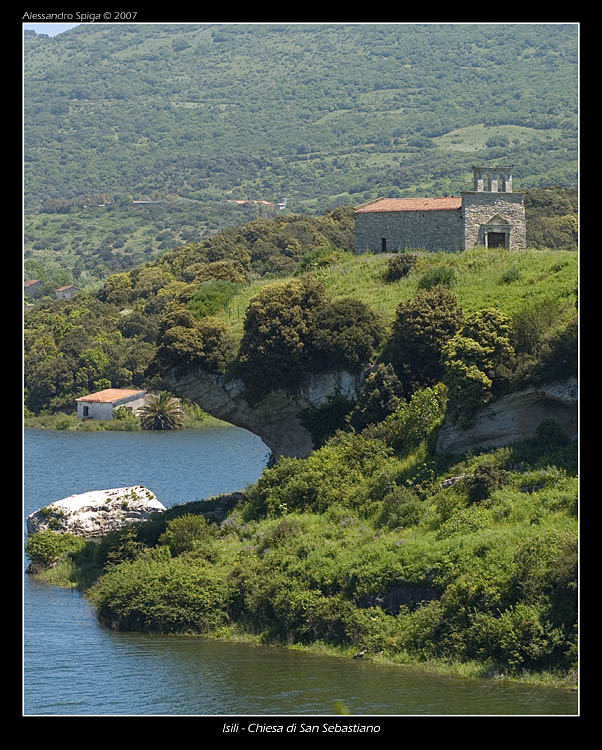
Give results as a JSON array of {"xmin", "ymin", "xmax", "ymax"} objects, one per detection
[
  {"xmin": 27, "ymin": 486, "xmax": 166, "ymax": 538},
  {"xmin": 435, "ymin": 378, "xmax": 578, "ymax": 455}
]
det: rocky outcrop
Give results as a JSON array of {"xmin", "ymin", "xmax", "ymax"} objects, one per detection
[
  {"xmin": 27, "ymin": 486, "xmax": 166, "ymax": 538},
  {"xmin": 164, "ymin": 367, "xmax": 364, "ymax": 460},
  {"xmin": 436, "ymin": 378, "xmax": 578, "ymax": 455}
]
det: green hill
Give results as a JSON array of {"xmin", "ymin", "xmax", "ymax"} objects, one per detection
[{"xmin": 24, "ymin": 23, "xmax": 577, "ymax": 279}]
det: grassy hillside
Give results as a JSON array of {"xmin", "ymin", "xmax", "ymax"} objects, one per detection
[{"xmin": 210, "ymin": 247, "xmax": 577, "ymax": 348}]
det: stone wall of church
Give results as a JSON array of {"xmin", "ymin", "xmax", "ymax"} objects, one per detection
[
  {"xmin": 354, "ymin": 209, "xmax": 464, "ymax": 254},
  {"xmin": 461, "ymin": 191, "xmax": 526, "ymax": 251}
]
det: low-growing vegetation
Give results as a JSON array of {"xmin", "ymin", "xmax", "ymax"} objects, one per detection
[{"xmin": 29, "ymin": 421, "xmax": 577, "ymax": 687}]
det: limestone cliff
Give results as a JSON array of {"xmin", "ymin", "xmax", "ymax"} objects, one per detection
[
  {"xmin": 164, "ymin": 367, "xmax": 365, "ymax": 460},
  {"xmin": 435, "ymin": 378, "xmax": 578, "ymax": 454}
]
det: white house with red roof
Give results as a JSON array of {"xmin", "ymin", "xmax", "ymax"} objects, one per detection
[{"xmin": 76, "ymin": 388, "xmax": 147, "ymax": 420}]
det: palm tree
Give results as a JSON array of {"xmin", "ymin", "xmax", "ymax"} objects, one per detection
[{"xmin": 139, "ymin": 391, "xmax": 185, "ymax": 430}]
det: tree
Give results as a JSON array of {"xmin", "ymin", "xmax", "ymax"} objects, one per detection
[
  {"xmin": 310, "ymin": 298, "xmax": 384, "ymax": 373},
  {"xmin": 348, "ymin": 363, "xmax": 405, "ymax": 432},
  {"xmin": 387, "ymin": 287, "xmax": 464, "ymax": 394},
  {"xmin": 139, "ymin": 392, "xmax": 185, "ymax": 430},
  {"xmin": 237, "ymin": 277, "xmax": 327, "ymax": 395}
]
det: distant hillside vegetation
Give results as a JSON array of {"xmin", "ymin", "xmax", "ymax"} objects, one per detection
[{"xmin": 25, "ymin": 23, "xmax": 577, "ymax": 215}]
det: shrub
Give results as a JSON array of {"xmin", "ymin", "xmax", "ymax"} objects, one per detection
[
  {"xmin": 384, "ymin": 253, "xmax": 417, "ymax": 282},
  {"xmin": 535, "ymin": 419, "xmax": 569, "ymax": 450},
  {"xmin": 500, "ymin": 266, "xmax": 521, "ymax": 284},
  {"xmin": 88, "ymin": 553, "xmax": 233, "ymax": 634},
  {"xmin": 348, "ymin": 363, "xmax": 405, "ymax": 432},
  {"xmin": 417, "ymin": 265, "xmax": 456, "ymax": 290},
  {"xmin": 159, "ymin": 514, "xmax": 218, "ymax": 557},
  {"xmin": 466, "ymin": 464, "xmax": 507, "ymax": 503},
  {"xmin": 151, "ymin": 309, "xmax": 236, "ymax": 377},
  {"xmin": 310, "ymin": 298, "xmax": 384, "ymax": 373},
  {"xmin": 26, "ymin": 530, "xmax": 85, "ymax": 567},
  {"xmin": 377, "ymin": 485, "xmax": 424, "ymax": 529},
  {"xmin": 442, "ymin": 308, "xmax": 515, "ymax": 425},
  {"xmin": 372, "ymin": 383, "xmax": 448, "ymax": 458},
  {"xmin": 237, "ymin": 277, "xmax": 327, "ymax": 395},
  {"xmin": 388, "ymin": 288, "xmax": 464, "ymax": 392}
]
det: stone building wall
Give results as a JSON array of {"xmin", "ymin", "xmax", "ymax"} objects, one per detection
[
  {"xmin": 354, "ymin": 209, "xmax": 464, "ymax": 254},
  {"xmin": 461, "ymin": 191, "xmax": 526, "ymax": 251}
]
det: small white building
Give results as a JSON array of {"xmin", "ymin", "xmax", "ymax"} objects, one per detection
[{"xmin": 76, "ymin": 388, "xmax": 147, "ymax": 420}]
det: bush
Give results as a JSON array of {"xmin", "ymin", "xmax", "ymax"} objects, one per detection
[
  {"xmin": 499, "ymin": 266, "xmax": 521, "ymax": 284},
  {"xmin": 348, "ymin": 363, "xmax": 405, "ymax": 432},
  {"xmin": 372, "ymin": 383, "xmax": 448, "ymax": 458},
  {"xmin": 442, "ymin": 308, "xmax": 515, "ymax": 425},
  {"xmin": 384, "ymin": 253, "xmax": 417, "ymax": 282},
  {"xmin": 377, "ymin": 485, "xmax": 424, "ymax": 529},
  {"xmin": 388, "ymin": 288, "xmax": 464, "ymax": 392},
  {"xmin": 310, "ymin": 298, "xmax": 384, "ymax": 373},
  {"xmin": 417, "ymin": 265, "xmax": 456, "ymax": 291},
  {"xmin": 150, "ymin": 309, "xmax": 236, "ymax": 377},
  {"xmin": 237, "ymin": 277, "xmax": 327, "ymax": 395},
  {"xmin": 26, "ymin": 530, "xmax": 85, "ymax": 567},
  {"xmin": 88, "ymin": 553, "xmax": 234, "ymax": 634},
  {"xmin": 535, "ymin": 419, "xmax": 569, "ymax": 450},
  {"xmin": 466, "ymin": 464, "xmax": 507, "ymax": 503},
  {"xmin": 158, "ymin": 514, "xmax": 218, "ymax": 557}
]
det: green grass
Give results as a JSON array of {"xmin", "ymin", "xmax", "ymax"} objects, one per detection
[{"xmin": 213, "ymin": 247, "xmax": 577, "ymax": 346}]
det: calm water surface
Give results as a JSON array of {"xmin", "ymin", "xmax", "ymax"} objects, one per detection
[{"xmin": 23, "ymin": 427, "xmax": 578, "ymax": 716}]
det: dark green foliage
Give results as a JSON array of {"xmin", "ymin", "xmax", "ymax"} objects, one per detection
[
  {"xmin": 151, "ymin": 310, "xmax": 235, "ymax": 377},
  {"xmin": 237, "ymin": 277, "xmax": 327, "ymax": 396},
  {"xmin": 384, "ymin": 253, "xmax": 417, "ymax": 282},
  {"xmin": 535, "ymin": 419, "xmax": 569, "ymax": 450},
  {"xmin": 387, "ymin": 288, "xmax": 464, "ymax": 393},
  {"xmin": 466, "ymin": 464, "xmax": 508, "ymax": 503},
  {"xmin": 348, "ymin": 363, "xmax": 405, "ymax": 432},
  {"xmin": 299, "ymin": 393, "xmax": 356, "ymax": 449},
  {"xmin": 310, "ymin": 298, "xmax": 384, "ymax": 373}
]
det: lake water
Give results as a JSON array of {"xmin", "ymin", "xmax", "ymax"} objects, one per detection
[{"xmin": 23, "ymin": 427, "xmax": 578, "ymax": 717}]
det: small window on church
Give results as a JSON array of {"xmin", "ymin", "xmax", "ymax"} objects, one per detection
[{"xmin": 381, "ymin": 238, "xmax": 387, "ymax": 252}]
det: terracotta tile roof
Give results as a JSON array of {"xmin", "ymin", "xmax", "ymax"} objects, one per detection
[
  {"xmin": 55, "ymin": 285, "xmax": 77, "ymax": 292},
  {"xmin": 24, "ymin": 279, "xmax": 42, "ymax": 287},
  {"xmin": 355, "ymin": 197, "xmax": 462, "ymax": 213},
  {"xmin": 76, "ymin": 388, "xmax": 146, "ymax": 404}
]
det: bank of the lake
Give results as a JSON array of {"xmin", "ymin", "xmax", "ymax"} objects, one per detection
[{"xmin": 25, "ymin": 418, "xmax": 576, "ymax": 712}]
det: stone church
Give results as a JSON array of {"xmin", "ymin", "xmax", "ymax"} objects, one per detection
[{"xmin": 354, "ymin": 166, "xmax": 526, "ymax": 254}]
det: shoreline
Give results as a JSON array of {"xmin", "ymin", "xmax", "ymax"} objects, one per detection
[{"xmin": 27, "ymin": 561, "xmax": 578, "ymax": 694}]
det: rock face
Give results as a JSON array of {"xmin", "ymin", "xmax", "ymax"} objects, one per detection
[
  {"xmin": 436, "ymin": 378, "xmax": 578, "ymax": 455},
  {"xmin": 164, "ymin": 367, "xmax": 364, "ymax": 460},
  {"xmin": 27, "ymin": 486, "xmax": 166, "ymax": 538}
]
